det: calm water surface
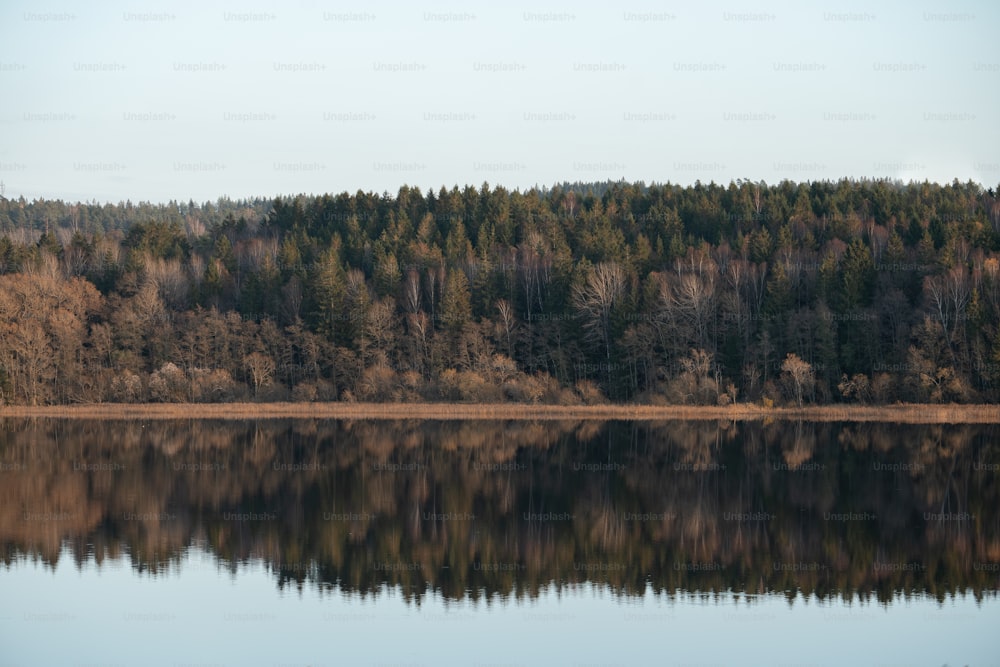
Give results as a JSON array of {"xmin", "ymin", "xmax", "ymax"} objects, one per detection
[{"xmin": 1, "ymin": 418, "xmax": 998, "ymax": 666}]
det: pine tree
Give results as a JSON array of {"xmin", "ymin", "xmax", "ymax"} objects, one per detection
[
  {"xmin": 440, "ymin": 269, "xmax": 472, "ymax": 333},
  {"xmin": 840, "ymin": 238, "xmax": 875, "ymax": 309},
  {"xmin": 310, "ymin": 245, "xmax": 345, "ymax": 341}
]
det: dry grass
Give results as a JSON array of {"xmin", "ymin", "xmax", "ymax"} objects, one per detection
[{"xmin": 0, "ymin": 402, "xmax": 998, "ymax": 423}]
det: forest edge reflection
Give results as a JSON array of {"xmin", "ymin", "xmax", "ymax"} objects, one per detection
[{"xmin": 1, "ymin": 418, "xmax": 998, "ymax": 605}]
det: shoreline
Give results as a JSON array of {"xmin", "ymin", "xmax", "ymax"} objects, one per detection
[{"xmin": 0, "ymin": 402, "xmax": 998, "ymax": 423}]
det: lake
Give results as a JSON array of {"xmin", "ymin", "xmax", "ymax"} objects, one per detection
[{"xmin": 1, "ymin": 418, "xmax": 998, "ymax": 666}]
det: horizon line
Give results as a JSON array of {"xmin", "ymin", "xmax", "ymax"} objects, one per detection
[{"xmin": 0, "ymin": 175, "xmax": 994, "ymax": 208}]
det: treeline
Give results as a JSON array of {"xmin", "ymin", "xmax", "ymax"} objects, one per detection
[
  {"xmin": 3, "ymin": 419, "xmax": 997, "ymax": 602},
  {"xmin": 1, "ymin": 178, "xmax": 1000, "ymax": 405},
  {"xmin": 0, "ymin": 195, "xmax": 270, "ymax": 238}
]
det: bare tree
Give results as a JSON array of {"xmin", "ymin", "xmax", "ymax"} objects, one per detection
[
  {"xmin": 495, "ymin": 298, "xmax": 516, "ymax": 357},
  {"xmin": 669, "ymin": 273, "xmax": 716, "ymax": 351},
  {"xmin": 239, "ymin": 237, "xmax": 279, "ymax": 273},
  {"xmin": 405, "ymin": 311, "xmax": 431, "ymax": 376},
  {"xmin": 364, "ymin": 296, "xmax": 397, "ymax": 365},
  {"xmin": 659, "ymin": 250, "xmax": 718, "ymax": 354},
  {"xmin": 8, "ymin": 319, "xmax": 53, "ymax": 405},
  {"xmin": 925, "ymin": 266, "xmax": 969, "ymax": 362},
  {"xmin": 780, "ymin": 353, "xmax": 814, "ymax": 407},
  {"xmin": 945, "ymin": 265, "xmax": 970, "ymax": 335},
  {"xmin": 518, "ymin": 237, "xmax": 553, "ymax": 316},
  {"xmin": 280, "ymin": 276, "xmax": 303, "ymax": 324},
  {"xmin": 403, "ymin": 268, "xmax": 422, "ymax": 314},
  {"xmin": 243, "ymin": 352, "xmax": 275, "ymax": 398},
  {"xmin": 424, "ymin": 265, "xmax": 445, "ymax": 320},
  {"xmin": 573, "ymin": 262, "xmax": 626, "ymax": 362},
  {"xmin": 146, "ymin": 256, "xmax": 189, "ymax": 310},
  {"xmin": 668, "ymin": 348, "xmax": 719, "ymax": 404}
]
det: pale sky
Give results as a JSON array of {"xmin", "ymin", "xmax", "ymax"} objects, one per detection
[{"xmin": 1, "ymin": 0, "xmax": 997, "ymax": 203}]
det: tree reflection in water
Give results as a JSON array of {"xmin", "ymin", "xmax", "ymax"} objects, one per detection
[{"xmin": 1, "ymin": 418, "xmax": 998, "ymax": 604}]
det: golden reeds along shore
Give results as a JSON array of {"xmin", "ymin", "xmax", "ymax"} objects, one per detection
[{"xmin": 1, "ymin": 402, "xmax": 998, "ymax": 423}]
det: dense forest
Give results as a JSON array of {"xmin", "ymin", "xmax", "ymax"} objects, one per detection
[{"xmin": 1, "ymin": 178, "xmax": 1000, "ymax": 406}]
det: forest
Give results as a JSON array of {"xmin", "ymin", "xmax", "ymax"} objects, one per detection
[{"xmin": 1, "ymin": 178, "xmax": 999, "ymax": 406}]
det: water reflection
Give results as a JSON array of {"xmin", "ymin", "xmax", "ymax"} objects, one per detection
[{"xmin": 1, "ymin": 418, "xmax": 998, "ymax": 604}]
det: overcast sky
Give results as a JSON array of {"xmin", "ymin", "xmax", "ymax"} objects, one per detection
[{"xmin": 1, "ymin": 0, "xmax": 997, "ymax": 203}]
